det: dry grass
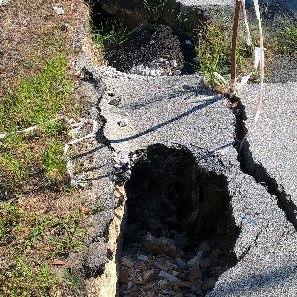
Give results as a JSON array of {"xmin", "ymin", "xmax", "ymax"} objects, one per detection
[
  {"xmin": 0, "ymin": 0, "xmax": 104, "ymax": 295},
  {"xmin": 0, "ymin": 0, "xmax": 94, "ymax": 97}
]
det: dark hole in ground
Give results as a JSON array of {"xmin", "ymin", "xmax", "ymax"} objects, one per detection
[
  {"xmin": 88, "ymin": 3, "xmax": 197, "ymax": 75},
  {"xmin": 118, "ymin": 144, "xmax": 240, "ymax": 296}
]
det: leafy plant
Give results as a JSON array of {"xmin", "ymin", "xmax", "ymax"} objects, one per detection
[
  {"xmin": 93, "ymin": 20, "xmax": 129, "ymax": 47},
  {"xmin": 275, "ymin": 22, "xmax": 297, "ymax": 55}
]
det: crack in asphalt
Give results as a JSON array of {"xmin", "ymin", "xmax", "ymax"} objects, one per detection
[{"xmin": 232, "ymin": 97, "xmax": 297, "ymax": 231}]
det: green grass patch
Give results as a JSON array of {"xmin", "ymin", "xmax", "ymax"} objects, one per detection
[
  {"xmin": 43, "ymin": 140, "xmax": 67, "ymax": 183},
  {"xmin": 93, "ymin": 19, "xmax": 129, "ymax": 48},
  {"xmin": 273, "ymin": 22, "xmax": 297, "ymax": 55},
  {"xmin": 196, "ymin": 22, "xmax": 253, "ymax": 86},
  {"xmin": 1, "ymin": 259, "xmax": 60, "ymax": 297},
  {"xmin": 0, "ymin": 203, "xmax": 85, "ymax": 296},
  {"xmin": 0, "ymin": 54, "xmax": 74, "ymax": 133},
  {"xmin": 0, "ymin": 132, "xmax": 68, "ymax": 192},
  {"xmin": 0, "ymin": 133, "xmax": 32, "ymax": 186}
]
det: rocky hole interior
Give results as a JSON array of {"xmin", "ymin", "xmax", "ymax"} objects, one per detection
[{"xmin": 118, "ymin": 145, "xmax": 240, "ymax": 296}]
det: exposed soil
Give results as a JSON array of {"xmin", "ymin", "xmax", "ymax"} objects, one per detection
[
  {"xmin": 118, "ymin": 145, "xmax": 240, "ymax": 296},
  {"xmin": 106, "ymin": 24, "xmax": 196, "ymax": 75},
  {"xmin": 90, "ymin": 3, "xmax": 197, "ymax": 75}
]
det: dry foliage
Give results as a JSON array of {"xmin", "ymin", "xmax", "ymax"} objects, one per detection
[
  {"xmin": 0, "ymin": 0, "xmax": 93, "ymax": 97},
  {"xmin": 0, "ymin": 1, "xmax": 103, "ymax": 295}
]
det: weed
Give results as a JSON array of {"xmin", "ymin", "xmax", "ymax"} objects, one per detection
[
  {"xmin": 91, "ymin": 202, "xmax": 106, "ymax": 214},
  {"xmin": 1, "ymin": 258, "xmax": 60, "ymax": 297},
  {"xmin": 274, "ymin": 22, "xmax": 297, "ymax": 55},
  {"xmin": 196, "ymin": 21, "xmax": 253, "ymax": 86},
  {"xmin": 65, "ymin": 268, "xmax": 82, "ymax": 290},
  {"xmin": 0, "ymin": 54, "xmax": 74, "ymax": 132},
  {"xmin": 0, "ymin": 203, "xmax": 86, "ymax": 296},
  {"xmin": 41, "ymin": 118, "xmax": 67, "ymax": 136},
  {"xmin": 42, "ymin": 140, "xmax": 67, "ymax": 183},
  {"xmin": 142, "ymin": 0, "xmax": 185, "ymax": 24},
  {"xmin": 0, "ymin": 133, "xmax": 32, "ymax": 186},
  {"xmin": 93, "ymin": 20, "xmax": 129, "ymax": 47}
]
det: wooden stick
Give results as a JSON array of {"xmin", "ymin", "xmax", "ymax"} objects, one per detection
[{"xmin": 230, "ymin": 0, "xmax": 242, "ymax": 94}]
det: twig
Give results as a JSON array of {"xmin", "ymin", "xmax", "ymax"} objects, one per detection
[
  {"xmin": 0, "ymin": 116, "xmax": 72, "ymax": 139},
  {"xmin": 241, "ymin": 0, "xmax": 252, "ymax": 46}
]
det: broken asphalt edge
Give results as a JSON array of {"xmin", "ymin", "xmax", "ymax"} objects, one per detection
[{"xmin": 83, "ymin": 63, "xmax": 297, "ymax": 296}]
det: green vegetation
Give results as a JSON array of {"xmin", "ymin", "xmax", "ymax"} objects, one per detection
[
  {"xmin": 0, "ymin": 50, "xmax": 84, "ymax": 296},
  {"xmin": 273, "ymin": 22, "xmax": 297, "ymax": 55},
  {"xmin": 93, "ymin": 20, "xmax": 129, "ymax": 47},
  {"xmin": 0, "ymin": 54, "xmax": 74, "ymax": 133},
  {"xmin": 43, "ymin": 140, "xmax": 67, "ymax": 183},
  {"xmin": 0, "ymin": 133, "xmax": 32, "ymax": 187},
  {"xmin": 195, "ymin": 15, "xmax": 297, "ymax": 86},
  {"xmin": 0, "ymin": 131, "xmax": 68, "ymax": 191},
  {"xmin": 196, "ymin": 22, "xmax": 253, "ymax": 86},
  {"xmin": 1, "ymin": 259, "xmax": 59, "ymax": 297},
  {"xmin": 0, "ymin": 53, "xmax": 75, "ymax": 191},
  {"xmin": 0, "ymin": 203, "xmax": 85, "ymax": 296}
]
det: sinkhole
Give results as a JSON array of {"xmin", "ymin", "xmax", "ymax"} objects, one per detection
[{"xmin": 117, "ymin": 145, "xmax": 240, "ymax": 297}]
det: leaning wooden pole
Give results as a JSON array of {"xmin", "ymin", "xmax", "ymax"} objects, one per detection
[{"xmin": 230, "ymin": 0, "xmax": 242, "ymax": 94}]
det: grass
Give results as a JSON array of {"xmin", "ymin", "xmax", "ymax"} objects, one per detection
[
  {"xmin": 0, "ymin": 133, "xmax": 32, "ymax": 188},
  {"xmin": 0, "ymin": 203, "xmax": 85, "ymax": 296},
  {"xmin": 0, "ymin": 54, "xmax": 75, "ymax": 133},
  {"xmin": 43, "ymin": 140, "xmax": 67, "ymax": 183},
  {"xmin": 93, "ymin": 19, "xmax": 129, "ymax": 48},
  {"xmin": 0, "ymin": 129, "xmax": 70, "ymax": 193},
  {"xmin": 272, "ymin": 22, "xmax": 297, "ymax": 55},
  {"xmin": 196, "ymin": 21, "xmax": 253, "ymax": 86},
  {"xmin": 196, "ymin": 14, "xmax": 297, "ymax": 87},
  {"xmin": 2, "ymin": 259, "xmax": 60, "ymax": 297},
  {"xmin": 0, "ymin": 1, "xmax": 97, "ymax": 294},
  {"xmin": 0, "ymin": 49, "xmax": 77, "ymax": 192}
]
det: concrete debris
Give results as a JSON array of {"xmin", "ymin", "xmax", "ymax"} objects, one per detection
[
  {"xmin": 119, "ymin": 232, "xmax": 224, "ymax": 296},
  {"xmin": 52, "ymin": 4, "xmax": 65, "ymax": 15},
  {"xmin": 130, "ymin": 58, "xmax": 181, "ymax": 77},
  {"xmin": 117, "ymin": 117, "xmax": 129, "ymax": 127}
]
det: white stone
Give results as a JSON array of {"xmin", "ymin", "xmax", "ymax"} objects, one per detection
[
  {"xmin": 53, "ymin": 4, "xmax": 65, "ymax": 15},
  {"xmin": 117, "ymin": 117, "xmax": 129, "ymax": 127},
  {"xmin": 170, "ymin": 60, "xmax": 178, "ymax": 67}
]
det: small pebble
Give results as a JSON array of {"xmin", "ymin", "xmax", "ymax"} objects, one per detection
[
  {"xmin": 138, "ymin": 255, "xmax": 149, "ymax": 262},
  {"xmin": 117, "ymin": 118, "xmax": 129, "ymax": 127},
  {"xmin": 52, "ymin": 4, "xmax": 65, "ymax": 15},
  {"xmin": 170, "ymin": 60, "xmax": 178, "ymax": 67}
]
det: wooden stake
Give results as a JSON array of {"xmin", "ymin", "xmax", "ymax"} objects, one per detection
[{"xmin": 230, "ymin": 0, "xmax": 242, "ymax": 94}]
